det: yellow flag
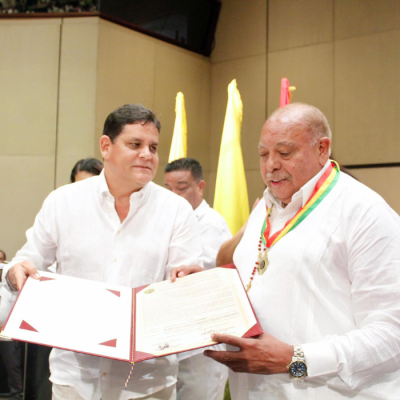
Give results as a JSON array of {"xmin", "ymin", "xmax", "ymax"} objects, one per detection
[
  {"xmin": 168, "ymin": 92, "xmax": 187, "ymax": 162},
  {"xmin": 213, "ymin": 80, "xmax": 249, "ymax": 235}
]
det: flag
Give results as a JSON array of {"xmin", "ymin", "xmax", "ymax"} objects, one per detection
[
  {"xmin": 279, "ymin": 78, "xmax": 296, "ymax": 108},
  {"xmin": 213, "ymin": 79, "xmax": 249, "ymax": 235},
  {"xmin": 168, "ymin": 92, "xmax": 187, "ymax": 162}
]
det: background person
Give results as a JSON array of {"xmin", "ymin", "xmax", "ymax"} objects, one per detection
[
  {"xmin": 70, "ymin": 158, "xmax": 104, "ymax": 183},
  {"xmin": 0, "ymin": 249, "xmax": 23, "ymax": 400},
  {"xmin": 164, "ymin": 158, "xmax": 231, "ymax": 400}
]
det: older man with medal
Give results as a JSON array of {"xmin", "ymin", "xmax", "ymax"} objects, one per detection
[{"xmin": 205, "ymin": 103, "xmax": 400, "ymax": 399}]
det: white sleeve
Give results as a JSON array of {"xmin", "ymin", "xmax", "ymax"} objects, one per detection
[
  {"xmin": 302, "ymin": 202, "xmax": 400, "ymax": 389},
  {"xmin": 165, "ymin": 199, "xmax": 204, "ymax": 279},
  {"xmin": 2, "ymin": 191, "xmax": 58, "ymax": 292},
  {"xmin": 0, "ymin": 284, "xmax": 18, "ymax": 326},
  {"xmin": 199, "ymin": 221, "xmax": 232, "ymax": 270}
]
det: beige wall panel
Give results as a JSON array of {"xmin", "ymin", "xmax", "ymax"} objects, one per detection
[
  {"xmin": 152, "ymin": 43, "xmax": 211, "ymax": 185},
  {"xmin": 0, "ymin": 156, "xmax": 55, "ymax": 259},
  {"xmin": 95, "ymin": 20, "xmax": 157, "ymax": 158},
  {"xmin": 0, "ymin": 19, "xmax": 61, "ymax": 157},
  {"xmin": 211, "ymin": 0, "xmax": 267, "ymax": 63},
  {"xmin": 335, "ymin": 0, "xmax": 400, "ymax": 40},
  {"xmin": 56, "ymin": 17, "xmax": 99, "ymax": 187},
  {"xmin": 205, "ymin": 171, "xmax": 217, "ymax": 206},
  {"xmin": 334, "ymin": 31, "xmax": 400, "ymax": 165},
  {"xmin": 351, "ymin": 167, "xmax": 400, "ymax": 215},
  {"xmin": 269, "ymin": 0, "xmax": 333, "ymax": 52},
  {"xmin": 210, "ymin": 54, "xmax": 267, "ymax": 173},
  {"xmin": 267, "ymin": 43, "xmax": 333, "ymax": 125}
]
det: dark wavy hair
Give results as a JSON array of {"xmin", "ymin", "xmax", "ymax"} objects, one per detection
[
  {"xmin": 103, "ymin": 104, "xmax": 161, "ymax": 143},
  {"xmin": 70, "ymin": 158, "xmax": 104, "ymax": 183}
]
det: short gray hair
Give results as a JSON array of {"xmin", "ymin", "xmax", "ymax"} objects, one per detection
[{"xmin": 268, "ymin": 103, "xmax": 332, "ymax": 146}]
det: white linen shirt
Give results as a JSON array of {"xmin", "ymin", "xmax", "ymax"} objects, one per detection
[
  {"xmin": 231, "ymin": 161, "xmax": 400, "ymax": 399},
  {"xmin": 194, "ymin": 200, "xmax": 232, "ymax": 270},
  {"xmin": 1, "ymin": 172, "xmax": 203, "ymax": 400}
]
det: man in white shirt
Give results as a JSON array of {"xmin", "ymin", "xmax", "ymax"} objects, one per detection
[
  {"xmin": 204, "ymin": 103, "xmax": 400, "ymax": 399},
  {"xmin": 1, "ymin": 104, "xmax": 203, "ymax": 400},
  {"xmin": 164, "ymin": 158, "xmax": 231, "ymax": 400}
]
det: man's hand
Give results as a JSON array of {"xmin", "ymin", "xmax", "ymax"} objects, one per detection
[
  {"xmin": 204, "ymin": 332, "xmax": 293, "ymax": 375},
  {"xmin": 170, "ymin": 265, "xmax": 204, "ymax": 282},
  {"xmin": 6, "ymin": 261, "xmax": 40, "ymax": 291}
]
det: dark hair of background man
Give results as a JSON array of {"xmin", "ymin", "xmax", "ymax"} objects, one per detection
[
  {"xmin": 70, "ymin": 158, "xmax": 104, "ymax": 183},
  {"xmin": 164, "ymin": 158, "xmax": 204, "ymax": 182}
]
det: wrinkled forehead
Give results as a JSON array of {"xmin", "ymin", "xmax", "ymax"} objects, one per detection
[{"xmin": 260, "ymin": 117, "xmax": 309, "ymax": 143}]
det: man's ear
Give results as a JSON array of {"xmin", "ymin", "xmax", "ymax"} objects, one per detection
[
  {"xmin": 100, "ymin": 135, "xmax": 112, "ymax": 160},
  {"xmin": 318, "ymin": 137, "xmax": 331, "ymax": 165},
  {"xmin": 198, "ymin": 180, "xmax": 206, "ymax": 194}
]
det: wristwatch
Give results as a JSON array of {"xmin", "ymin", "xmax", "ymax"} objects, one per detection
[{"xmin": 286, "ymin": 345, "xmax": 307, "ymax": 381}]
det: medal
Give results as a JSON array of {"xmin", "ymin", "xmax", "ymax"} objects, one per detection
[
  {"xmin": 246, "ymin": 161, "xmax": 341, "ymax": 292},
  {"xmin": 246, "ymin": 209, "xmax": 273, "ymax": 291},
  {"xmin": 257, "ymin": 250, "xmax": 269, "ymax": 275}
]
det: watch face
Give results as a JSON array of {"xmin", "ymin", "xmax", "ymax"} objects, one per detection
[{"xmin": 289, "ymin": 361, "xmax": 307, "ymax": 377}]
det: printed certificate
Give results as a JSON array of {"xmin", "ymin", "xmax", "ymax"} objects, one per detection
[{"xmin": 1, "ymin": 265, "xmax": 262, "ymax": 363}]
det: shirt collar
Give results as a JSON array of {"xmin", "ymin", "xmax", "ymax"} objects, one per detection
[
  {"xmin": 97, "ymin": 169, "xmax": 152, "ymax": 205},
  {"xmin": 263, "ymin": 160, "xmax": 331, "ymax": 210},
  {"xmin": 98, "ymin": 170, "xmax": 110, "ymax": 199}
]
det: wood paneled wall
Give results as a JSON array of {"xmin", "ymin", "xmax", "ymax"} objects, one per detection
[
  {"xmin": 3, "ymin": 1, "xmax": 400, "ymax": 257},
  {"xmin": 0, "ymin": 17, "xmax": 211, "ymax": 258}
]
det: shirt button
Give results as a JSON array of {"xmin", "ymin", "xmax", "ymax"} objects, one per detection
[
  {"xmin": 117, "ymin": 231, "xmax": 120, "ymax": 234},
  {"xmin": 114, "ymin": 259, "xmax": 117, "ymax": 262}
]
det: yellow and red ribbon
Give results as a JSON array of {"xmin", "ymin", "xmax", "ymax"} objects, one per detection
[{"xmin": 261, "ymin": 161, "xmax": 340, "ymax": 247}]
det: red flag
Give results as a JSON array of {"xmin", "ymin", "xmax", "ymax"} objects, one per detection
[{"xmin": 279, "ymin": 78, "xmax": 291, "ymax": 108}]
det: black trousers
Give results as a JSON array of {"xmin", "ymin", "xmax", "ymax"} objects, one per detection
[{"xmin": 0, "ymin": 340, "xmax": 23, "ymax": 395}]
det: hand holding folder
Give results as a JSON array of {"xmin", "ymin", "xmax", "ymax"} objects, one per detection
[{"xmin": 1, "ymin": 265, "xmax": 262, "ymax": 363}]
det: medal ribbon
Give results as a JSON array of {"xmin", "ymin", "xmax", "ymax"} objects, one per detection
[{"xmin": 261, "ymin": 160, "xmax": 340, "ymax": 247}]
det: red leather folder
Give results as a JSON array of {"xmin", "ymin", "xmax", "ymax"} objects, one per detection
[{"xmin": 2, "ymin": 265, "xmax": 262, "ymax": 363}]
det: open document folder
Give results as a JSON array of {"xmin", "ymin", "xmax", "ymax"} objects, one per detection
[{"xmin": 1, "ymin": 265, "xmax": 262, "ymax": 363}]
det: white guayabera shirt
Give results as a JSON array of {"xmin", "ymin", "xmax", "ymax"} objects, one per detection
[
  {"xmin": 231, "ymin": 161, "xmax": 400, "ymax": 399},
  {"xmin": 194, "ymin": 200, "xmax": 232, "ymax": 270},
  {"xmin": 1, "ymin": 171, "xmax": 203, "ymax": 400}
]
